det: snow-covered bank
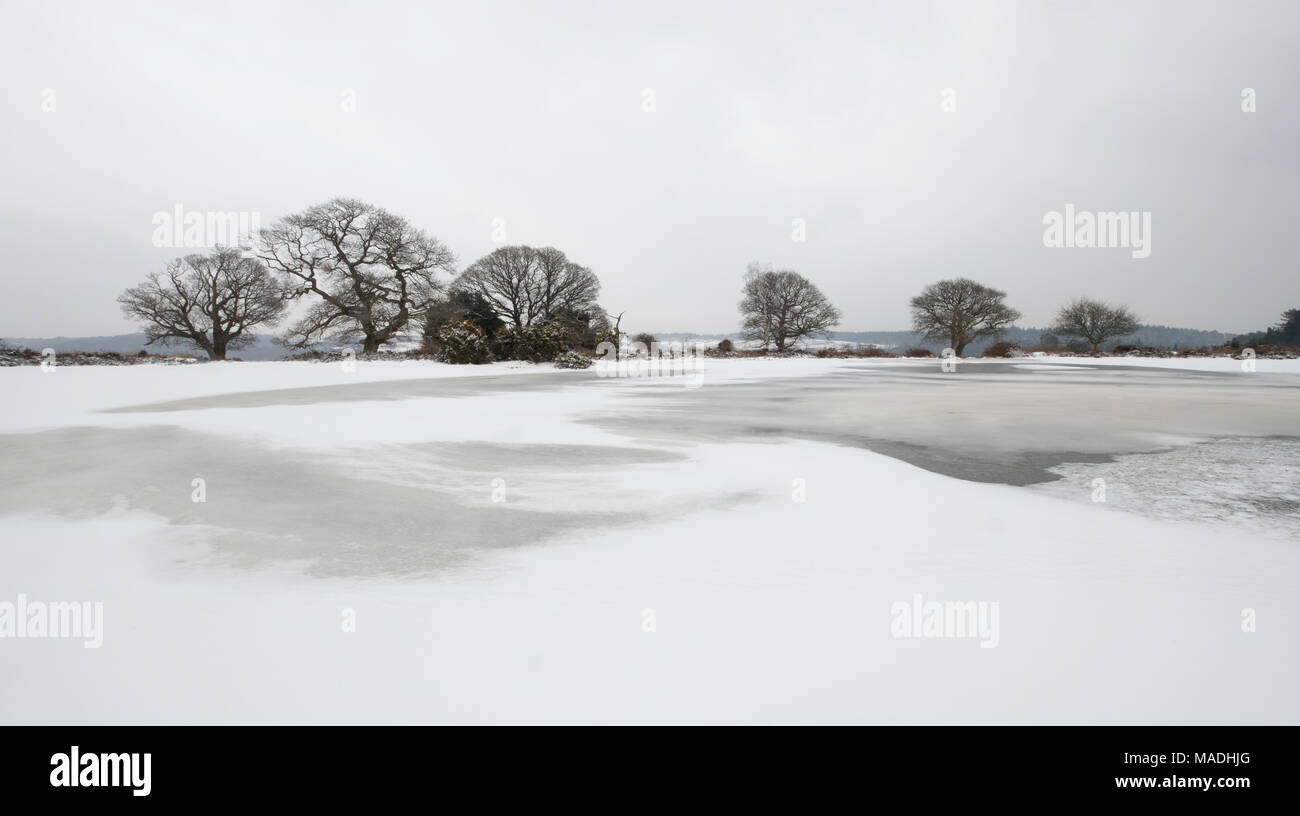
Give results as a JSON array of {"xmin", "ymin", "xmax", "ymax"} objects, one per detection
[{"xmin": 2, "ymin": 437, "xmax": 1294, "ymax": 724}]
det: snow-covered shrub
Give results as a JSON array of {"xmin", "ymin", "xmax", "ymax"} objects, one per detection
[
  {"xmin": 494, "ymin": 322, "xmax": 568, "ymax": 362},
  {"xmin": 437, "ymin": 320, "xmax": 493, "ymax": 364},
  {"xmin": 553, "ymin": 350, "xmax": 593, "ymax": 369}
]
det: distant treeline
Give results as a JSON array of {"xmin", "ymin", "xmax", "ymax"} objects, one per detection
[
  {"xmin": 12, "ymin": 317, "xmax": 1295, "ymax": 360},
  {"xmin": 658, "ymin": 325, "xmax": 1238, "ymax": 355},
  {"xmin": 1233, "ymin": 309, "xmax": 1300, "ymax": 349},
  {"xmin": 831, "ymin": 325, "xmax": 1237, "ymax": 354},
  {"xmin": 0, "ymin": 333, "xmax": 311, "ymax": 360}
]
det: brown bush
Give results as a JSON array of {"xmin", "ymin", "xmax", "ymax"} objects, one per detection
[
  {"xmin": 814, "ymin": 345, "xmax": 894, "ymax": 358},
  {"xmin": 981, "ymin": 341, "xmax": 1020, "ymax": 358}
]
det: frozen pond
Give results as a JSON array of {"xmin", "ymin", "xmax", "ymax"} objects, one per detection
[
  {"xmin": 1, "ymin": 357, "xmax": 1297, "ymax": 723},
  {"xmin": 1, "ymin": 359, "xmax": 1296, "ymax": 578}
]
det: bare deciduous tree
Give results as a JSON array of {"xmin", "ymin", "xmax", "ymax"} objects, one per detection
[
  {"xmin": 533, "ymin": 246, "xmax": 600, "ymax": 324},
  {"xmin": 1052, "ymin": 298, "xmax": 1139, "ymax": 352},
  {"xmin": 910, "ymin": 278, "xmax": 1021, "ymax": 356},
  {"xmin": 260, "ymin": 198, "xmax": 457, "ymax": 353},
  {"xmin": 450, "ymin": 245, "xmax": 532, "ymax": 328},
  {"xmin": 739, "ymin": 263, "xmax": 842, "ymax": 351},
  {"xmin": 118, "ymin": 247, "xmax": 286, "ymax": 360},
  {"xmin": 453, "ymin": 245, "xmax": 600, "ymax": 329}
]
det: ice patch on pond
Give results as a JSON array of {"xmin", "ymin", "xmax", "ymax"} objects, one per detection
[
  {"xmin": 1012, "ymin": 363, "xmax": 1095, "ymax": 371},
  {"xmin": 1032, "ymin": 437, "xmax": 1300, "ymax": 540}
]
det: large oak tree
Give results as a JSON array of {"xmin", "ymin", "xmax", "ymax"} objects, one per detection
[
  {"xmin": 118, "ymin": 247, "xmax": 286, "ymax": 360},
  {"xmin": 260, "ymin": 198, "xmax": 457, "ymax": 353},
  {"xmin": 910, "ymin": 278, "xmax": 1021, "ymax": 356},
  {"xmin": 739, "ymin": 263, "xmax": 842, "ymax": 351},
  {"xmin": 1052, "ymin": 298, "xmax": 1139, "ymax": 352},
  {"xmin": 452, "ymin": 245, "xmax": 600, "ymax": 329}
]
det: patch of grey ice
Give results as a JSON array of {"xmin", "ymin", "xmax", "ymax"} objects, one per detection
[{"xmin": 1031, "ymin": 437, "xmax": 1300, "ymax": 540}]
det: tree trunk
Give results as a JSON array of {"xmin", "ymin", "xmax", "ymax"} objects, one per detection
[
  {"xmin": 362, "ymin": 336, "xmax": 381, "ymax": 354},
  {"xmin": 954, "ymin": 342, "xmax": 967, "ymax": 357}
]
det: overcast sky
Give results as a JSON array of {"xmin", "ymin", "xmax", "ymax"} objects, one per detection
[{"xmin": 2, "ymin": 0, "xmax": 1296, "ymax": 337}]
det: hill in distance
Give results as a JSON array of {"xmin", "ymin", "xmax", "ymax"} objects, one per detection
[{"xmin": 0, "ymin": 333, "xmax": 297, "ymax": 361}]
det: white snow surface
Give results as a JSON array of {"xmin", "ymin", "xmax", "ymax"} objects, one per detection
[{"xmin": 1, "ymin": 356, "xmax": 1297, "ymax": 723}]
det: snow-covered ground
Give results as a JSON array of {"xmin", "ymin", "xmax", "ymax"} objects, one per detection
[{"xmin": 1, "ymin": 356, "xmax": 1297, "ymax": 723}]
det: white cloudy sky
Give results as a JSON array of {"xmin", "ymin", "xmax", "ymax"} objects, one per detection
[{"xmin": 1, "ymin": 0, "xmax": 1296, "ymax": 337}]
